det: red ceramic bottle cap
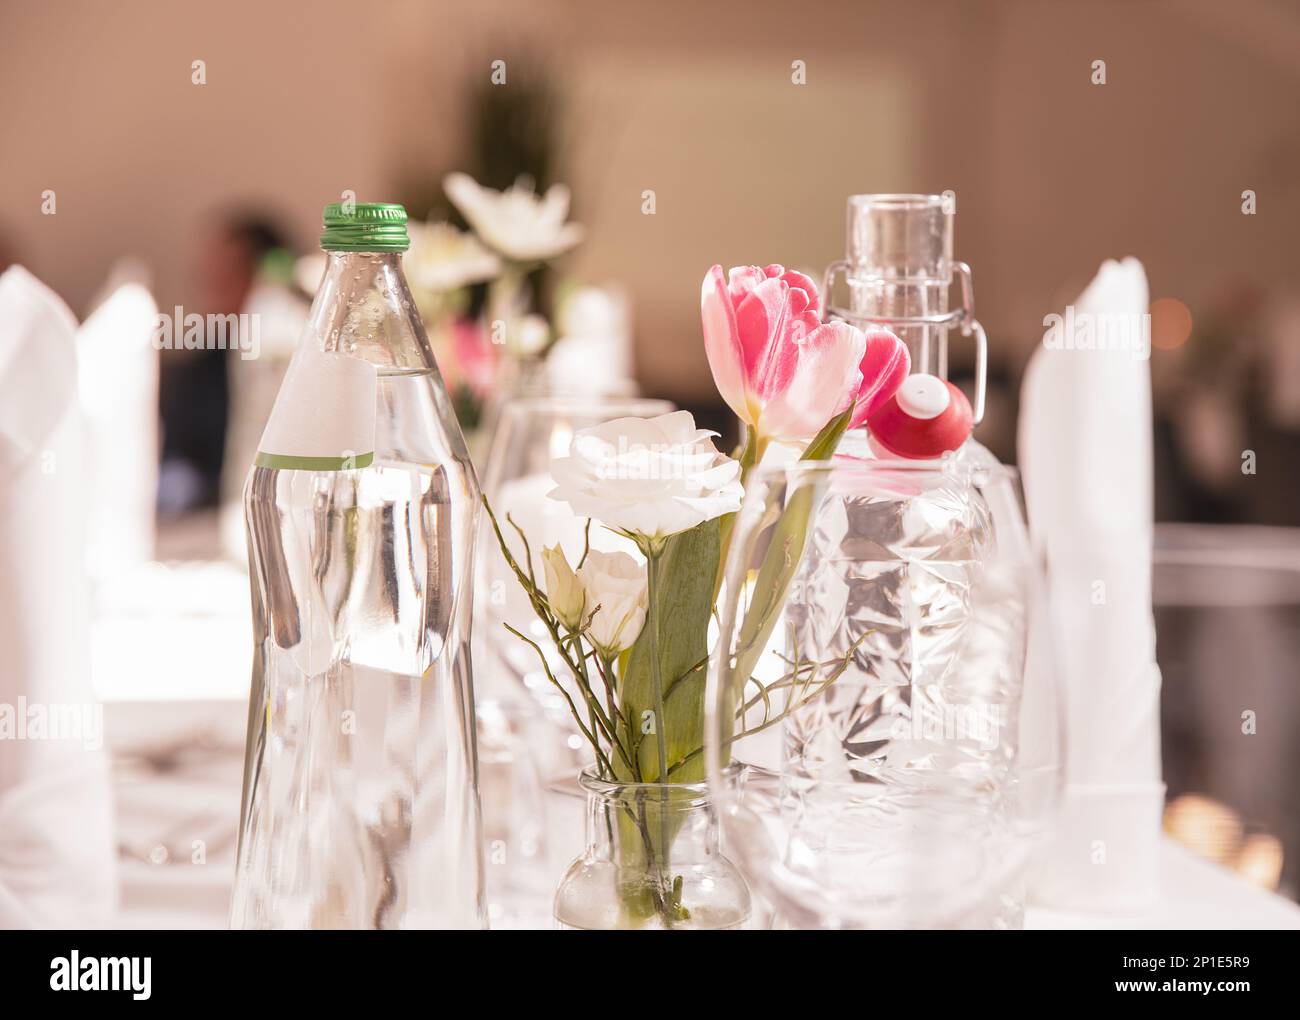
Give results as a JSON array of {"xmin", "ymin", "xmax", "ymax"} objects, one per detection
[{"xmin": 866, "ymin": 374, "xmax": 973, "ymax": 459}]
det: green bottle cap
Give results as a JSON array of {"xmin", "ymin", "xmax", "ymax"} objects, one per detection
[{"xmin": 320, "ymin": 202, "xmax": 410, "ymax": 252}]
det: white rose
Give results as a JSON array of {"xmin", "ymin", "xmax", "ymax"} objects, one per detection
[
  {"xmin": 540, "ymin": 544, "xmax": 584, "ymax": 630},
  {"xmin": 577, "ymin": 550, "xmax": 648, "ymax": 656},
  {"xmin": 444, "ymin": 172, "xmax": 584, "ymax": 263},
  {"xmin": 548, "ymin": 410, "xmax": 744, "ymax": 541}
]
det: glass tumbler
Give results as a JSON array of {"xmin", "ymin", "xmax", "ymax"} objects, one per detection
[{"xmin": 706, "ymin": 457, "xmax": 1059, "ymax": 928}]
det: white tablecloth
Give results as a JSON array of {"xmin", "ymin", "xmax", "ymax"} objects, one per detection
[
  {"xmin": 103, "ymin": 696, "xmax": 1300, "ymax": 931},
  {"xmin": 87, "ymin": 537, "xmax": 1297, "ymax": 930}
]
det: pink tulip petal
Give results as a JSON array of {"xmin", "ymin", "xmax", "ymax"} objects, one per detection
[
  {"xmin": 759, "ymin": 321, "xmax": 865, "ymax": 441},
  {"xmin": 768, "ymin": 266, "xmax": 822, "ymax": 348},
  {"xmin": 735, "ymin": 276, "xmax": 798, "ymax": 400},
  {"xmin": 701, "ymin": 265, "xmax": 752, "ymax": 424},
  {"xmin": 772, "ymin": 267, "xmax": 819, "ymax": 305},
  {"xmin": 850, "ymin": 328, "xmax": 911, "ymax": 428},
  {"xmin": 726, "ymin": 265, "xmax": 768, "ymax": 305},
  {"xmin": 785, "ymin": 284, "xmax": 812, "ymax": 318}
]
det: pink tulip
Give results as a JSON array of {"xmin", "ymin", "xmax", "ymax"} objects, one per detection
[{"xmin": 701, "ymin": 264, "xmax": 909, "ymax": 441}]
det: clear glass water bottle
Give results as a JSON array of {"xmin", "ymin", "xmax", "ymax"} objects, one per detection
[
  {"xmin": 780, "ymin": 194, "xmax": 1028, "ymax": 926},
  {"xmin": 231, "ymin": 203, "xmax": 486, "ymax": 929}
]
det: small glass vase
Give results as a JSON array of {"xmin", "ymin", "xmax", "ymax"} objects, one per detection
[{"xmin": 553, "ymin": 770, "xmax": 751, "ymax": 930}]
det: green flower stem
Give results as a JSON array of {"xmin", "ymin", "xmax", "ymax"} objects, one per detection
[
  {"xmin": 597, "ymin": 654, "xmax": 621, "ymax": 761},
  {"xmin": 644, "ymin": 546, "xmax": 670, "ymax": 788},
  {"xmin": 485, "ymin": 498, "xmax": 636, "ymax": 774},
  {"xmin": 714, "ymin": 425, "xmax": 767, "ymax": 601},
  {"xmin": 626, "ymin": 795, "xmax": 673, "ymax": 924},
  {"xmin": 565, "ymin": 630, "xmax": 619, "ymax": 776},
  {"xmin": 566, "ymin": 639, "xmax": 633, "ymax": 775},
  {"xmin": 643, "ymin": 545, "xmax": 673, "ymax": 872},
  {"xmin": 718, "ymin": 408, "xmax": 854, "ymax": 754},
  {"xmin": 588, "ymin": 705, "xmax": 600, "ymax": 772},
  {"xmin": 503, "ymin": 623, "xmax": 618, "ymax": 779}
]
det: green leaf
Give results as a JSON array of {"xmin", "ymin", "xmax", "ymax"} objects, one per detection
[
  {"xmin": 800, "ymin": 406, "xmax": 851, "ymax": 462},
  {"xmin": 715, "ymin": 414, "xmax": 850, "ymax": 756},
  {"xmin": 617, "ymin": 518, "xmax": 719, "ymax": 784},
  {"xmin": 731, "ymin": 482, "xmax": 814, "ymax": 692}
]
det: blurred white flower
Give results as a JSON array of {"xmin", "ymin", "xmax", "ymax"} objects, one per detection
[
  {"xmin": 541, "ymin": 544, "xmax": 585, "ymax": 630},
  {"xmin": 296, "ymin": 223, "xmax": 499, "ymax": 303},
  {"xmin": 444, "ymin": 172, "xmax": 584, "ymax": 262},
  {"xmin": 577, "ymin": 549, "xmax": 648, "ymax": 656},
  {"xmin": 405, "ymin": 220, "xmax": 501, "ymax": 293},
  {"xmin": 548, "ymin": 410, "xmax": 743, "ymax": 541},
  {"xmin": 513, "ymin": 313, "xmax": 550, "ymax": 356}
]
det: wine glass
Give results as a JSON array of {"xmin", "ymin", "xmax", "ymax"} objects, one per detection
[
  {"xmin": 476, "ymin": 395, "xmax": 675, "ymax": 727},
  {"xmin": 705, "ymin": 456, "xmax": 1062, "ymax": 928}
]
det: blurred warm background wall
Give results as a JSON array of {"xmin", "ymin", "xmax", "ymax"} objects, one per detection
[{"xmin": 2, "ymin": 0, "xmax": 1297, "ymax": 407}]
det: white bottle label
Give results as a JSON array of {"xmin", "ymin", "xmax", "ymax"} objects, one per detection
[{"xmin": 255, "ymin": 344, "xmax": 376, "ymax": 470}]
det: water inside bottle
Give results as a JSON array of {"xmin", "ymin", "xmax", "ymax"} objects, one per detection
[{"xmin": 232, "ymin": 367, "xmax": 484, "ymax": 929}]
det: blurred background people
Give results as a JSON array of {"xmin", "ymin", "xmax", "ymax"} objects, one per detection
[{"xmin": 157, "ymin": 213, "xmax": 292, "ymax": 515}]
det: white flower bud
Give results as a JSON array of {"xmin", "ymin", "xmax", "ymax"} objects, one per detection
[{"xmin": 541, "ymin": 544, "xmax": 585, "ymax": 631}]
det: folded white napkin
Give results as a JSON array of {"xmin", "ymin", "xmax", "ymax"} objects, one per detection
[
  {"xmin": 0, "ymin": 266, "xmax": 117, "ymax": 927},
  {"xmin": 84, "ymin": 255, "xmax": 153, "ymax": 317},
  {"xmin": 77, "ymin": 282, "xmax": 159, "ymax": 582},
  {"xmin": 1019, "ymin": 257, "xmax": 1164, "ymax": 912}
]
